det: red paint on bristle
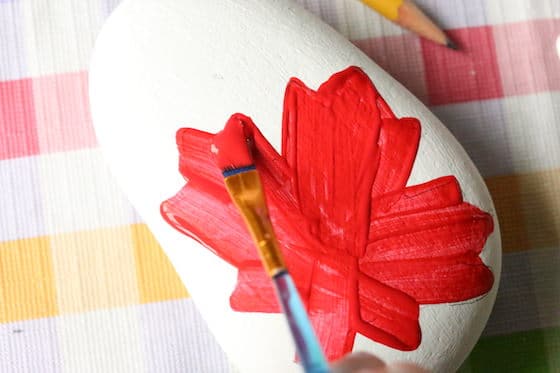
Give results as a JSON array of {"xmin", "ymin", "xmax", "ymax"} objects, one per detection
[{"xmin": 213, "ymin": 114, "xmax": 254, "ymax": 171}]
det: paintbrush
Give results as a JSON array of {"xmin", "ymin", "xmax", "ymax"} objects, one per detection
[{"xmin": 212, "ymin": 116, "xmax": 330, "ymax": 373}]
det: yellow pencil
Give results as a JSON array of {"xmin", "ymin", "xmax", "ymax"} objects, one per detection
[{"xmin": 361, "ymin": 0, "xmax": 458, "ymax": 49}]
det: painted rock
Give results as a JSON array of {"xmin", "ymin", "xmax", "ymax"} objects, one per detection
[{"xmin": 89, "ymin": 0, "xmax": 501, "ymax": 372}]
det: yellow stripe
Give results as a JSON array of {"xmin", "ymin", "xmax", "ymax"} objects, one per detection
[
  {"xmin": 1, "ymin": 168, "xmax": 558, "ymax": 323},
  {"xmin": 0, "ymin": 224, "xmax": 188, "ymax": 324},
  {"xmin": 131, "ymin": 224, "xmax": 189, "ymax": 304},
  {"xmin": 50, "ymin": 226, "xmax": 140, "ymax": 314},
  {"xmin": 0, "ymin": 237, "xmax": 58, "ymax": 323},
  {"xmin": 486, "ymin": 169, "xmax": 560, "ymax": 253},
  {"xmin": 361, "ymin": 0, "xmax": 404, "ymax": 21}
]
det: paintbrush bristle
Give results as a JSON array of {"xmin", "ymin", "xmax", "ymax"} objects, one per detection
[{"xmin": 212, "ymin": 114, "xmax": 254, "ymax": 172}]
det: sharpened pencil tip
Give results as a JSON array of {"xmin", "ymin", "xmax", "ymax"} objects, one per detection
[{"xmin": 446, "ymin": 38, "xmax": 459, "ymax": 50}]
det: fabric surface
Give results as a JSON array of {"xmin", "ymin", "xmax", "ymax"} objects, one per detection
[{"xmin": 0, "ymin": 0, "xmax": 558, "ymax": 372}]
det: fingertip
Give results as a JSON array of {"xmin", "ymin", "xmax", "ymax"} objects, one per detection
[
  {"xmin": 381, "ymin": 362, "xmax": 430, "ymax": 373},
  {"xmin": 331, "ymin": 352, "xmax": 385, "ymax": 373}
]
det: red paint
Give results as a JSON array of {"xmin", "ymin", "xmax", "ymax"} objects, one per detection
[
  {"xmin": 161, "ymin": 66, "xmax": 494, "ymax": 359},
  {"xmin": 213, "ymin": 115, "xmax": 254, "ymax": 171}
]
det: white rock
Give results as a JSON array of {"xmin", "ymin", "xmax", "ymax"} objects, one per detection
[{"xmin": 89, "ymin": 1, "xmax": 501, "ymax": 372}]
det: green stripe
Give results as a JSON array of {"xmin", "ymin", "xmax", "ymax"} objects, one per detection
[{"xmin": 459, "ymin": 327, "xmax": 560, "ymax": 373}]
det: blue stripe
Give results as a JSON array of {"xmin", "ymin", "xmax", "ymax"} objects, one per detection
[{"xmin": 222, "ymin": 165, "xmax": 255, "ymax": 177}]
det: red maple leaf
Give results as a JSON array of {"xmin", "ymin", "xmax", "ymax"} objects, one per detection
[{"xmin": 161, "ymin": 66, "xmax": 494, "ymax": 360}]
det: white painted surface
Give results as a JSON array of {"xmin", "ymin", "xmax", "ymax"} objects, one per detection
[{"xmin": 89, "ymin": 1, "xmax": 501, "ymax": 372}]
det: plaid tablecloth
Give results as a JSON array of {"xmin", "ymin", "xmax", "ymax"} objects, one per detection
[{"xmin": 0, "ymin": 0, "xmax": 558, "ymax": 372}]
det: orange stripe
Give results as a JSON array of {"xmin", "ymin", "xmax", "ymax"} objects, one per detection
[{"xmin": 486, "ymin": 169, "xmax": 560, "ymax": 253}]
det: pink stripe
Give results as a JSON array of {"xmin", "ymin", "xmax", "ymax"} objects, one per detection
[
  {"xmin": 352, "ymin": 19, "xmax": 559, "ymax": 106},
  {"xmin": 33, "ymin": 71, "xmax": 97, "ymax": 153},
  {"xmin": 494, "ymin": 18, "xmax": 560, "ymax": 96},
  {"xmin": 1, "ymin": 19, "xmax": 556, "ymax": 162},
  {"xmin": 421, "ymin": 25, "xmax": 504, "ymax": 105},
  {"xmin": 0, "ymin": 78, "xmax": 39, "ymax": 160}
]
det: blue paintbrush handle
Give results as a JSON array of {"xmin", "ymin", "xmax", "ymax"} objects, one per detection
[{"xmin": 273, "ymin": 271, "xmax": 330, "ymax": 373}]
